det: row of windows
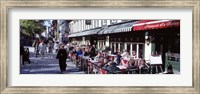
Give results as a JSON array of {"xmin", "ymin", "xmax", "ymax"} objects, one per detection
[{"xmin": 69, "ymin": 20, "xmax": 128, "ymax": 33}]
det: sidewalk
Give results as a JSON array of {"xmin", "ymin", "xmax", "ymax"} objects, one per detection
[{"xmin": 20, "ymin": 46, "xmax": 85, "ymax": 74}]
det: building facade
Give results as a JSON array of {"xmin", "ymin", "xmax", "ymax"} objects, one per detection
[{"xmin": 68, "ymin": 20, "xmax": 128, "ymax": 46}]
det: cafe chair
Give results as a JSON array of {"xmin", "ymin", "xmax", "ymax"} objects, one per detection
[
  {"xmin": 113, "ymin": 71, "xmax": 122, "ymax": 74},
  {"xmin": 92, "ymin": 64, "xmax": 99, "ymax": 74},
  {"xmin": 128, "ymin": 68, "xmax": 138, "ymax": 74}
]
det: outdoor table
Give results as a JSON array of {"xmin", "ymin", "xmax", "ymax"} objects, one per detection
[
  {"xmin": 81, "ymin": 56, "xmax": 90, "ymax": 72},
  {"xmin": 108, "ymin": 54, "xmax": 117, "ymax": 61},
  {"xmin": 108, "ymin": 54, "xmax": 117, "ymax": 57},
  {"xmin": 117, "ymin": 65, "xmax": 127, "ymax": 74},
  {"xmin": 88, "ymin": 60, "xmax": 99, "ymax": 74},
  {"xmin": 76, "ymin": 55, "xmax": 83, "ymax": 67},
  {"xmin": 99, "ymin": 68, "xmax": 108, "ymax": 74}
]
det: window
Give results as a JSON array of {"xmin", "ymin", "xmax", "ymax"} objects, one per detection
[
  {"xmin": 102, "ymin": 20, "xmax": 107, "ymax": 26},
  {"xmin": 85, "ymin": 20, "xmax": 91, "ymax": 25},
  {"xmin": 110, "ymin": 20, "xmax": 117, "ymax": 24},
  {"xmin": 95, "ymin": 20, "xmax": 99, "ymax": 27}
]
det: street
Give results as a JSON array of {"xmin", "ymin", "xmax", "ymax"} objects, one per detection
[{"xmin": 20, "ymin": 47, "xmax": 85, "ymax": 74}]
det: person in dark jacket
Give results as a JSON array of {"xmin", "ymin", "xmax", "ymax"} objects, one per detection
[
  {"xmin": 56, "ymin": 45, "xmax": 68, "ymax": 73},
  {"xmin": 20, "ymin": 45, "xmax": 25, "ymax": 66},
  {"xmin": 90, "ymin": 45, "xmax": 96, "ymax": 57},
  {"xmin": 23, "ymin": 48, "xmax": 31, "ymax": 64}
]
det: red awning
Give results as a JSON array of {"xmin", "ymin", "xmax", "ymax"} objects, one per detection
[{"xmin": 133, "ymin": 20, "xmax": 180, "ymax": 31}]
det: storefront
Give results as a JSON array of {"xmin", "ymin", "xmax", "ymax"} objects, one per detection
[
  {"xmin": 109, "ymin": 32, "xmax": 145, "ymax": 59},
  {"xmin": 68, "ymin": 27, "xmax": 102, "ymax": 46},
  {"xmin": 97, "ymin": 36, "xmax": 106, "ymax": 49},
  {"xmin": 97, "ymin": 20, "xmax": 137, "ymax": 53},
  {"xmin": 68, "ymin": 20, "xmax": 180, "ymax": 72},
  {"xmin": 133, "ymin": 20, "xmax": 180, "ymax": 71}
]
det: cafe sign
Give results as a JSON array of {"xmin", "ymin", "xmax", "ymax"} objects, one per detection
[{"xmin": 133, "ymin": 20, "xmax": 180, "ymax": 31}]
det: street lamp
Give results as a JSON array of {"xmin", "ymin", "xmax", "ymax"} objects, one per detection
[
  {"xmin": 145, "ymin": 32, "xmax": 150, "ymax": 46},
  {"xmin": 146, "ymin": 37, "xmax": 150, "ymax": 46}
]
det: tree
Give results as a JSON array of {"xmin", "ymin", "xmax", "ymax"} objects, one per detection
[{"xmin": 20, "ymin": 20, "xmax": 46, "ymax": 38}]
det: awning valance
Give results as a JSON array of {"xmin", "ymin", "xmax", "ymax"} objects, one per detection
[
  {"xmin": 98, "ymin": 24, "xmax": 120, "ymax": 35},
  {"xmin": 114, "ymin": 21, "xmax": 135, "ymax": 33},
  {"xmin": 98, "ymin": 21, "xmax": 135, "ymax": 35},
  {"xmin": 68, "ymin": 33, "xmax": 77, "ymax": 38},
  {"xmin": 68, "ymin": 27, "xmax": 103, "ymax": 38},
  {"xmin": 133, "ymin": 20, "xmax": 180, "ymax": 31},
  {"xmin": 76, "ymin": 27, "xmax": 103, "ymax": 37}
]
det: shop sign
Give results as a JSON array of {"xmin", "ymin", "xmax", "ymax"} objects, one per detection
[
  {"xmin": 134, "ymin": 20, "xmax": 180, "ymax": 31},
  {"xmin": 145, "ymin": 21, "xmax": 179, "ymax": 29}
]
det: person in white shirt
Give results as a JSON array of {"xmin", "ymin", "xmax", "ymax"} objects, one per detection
[
  {"xmin": 54, "ymin": 42, "xmax": 59, "ymax": 53},
  {"xmin": 39, "ymin": 42, "xmax": 46, "ymax": 59},
  {"xmin": 48, "ymin": 41, "xmax": 54, "ymax": 58}
]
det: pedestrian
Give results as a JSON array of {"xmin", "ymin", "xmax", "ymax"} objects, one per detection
[
  {"xmin": 23, "ymin": 48, "xmax": 31, "ymax": 64},
  {"xmin": 56, "ymin": 45, "xmax": 68, "ymax": 73},
  {"xmin": 35, "ymin": 39, "xmax": 40, "ymax": 58},
  {"xmin": 54, "ymin": 42, "xmax": 59, "ymax": 53},
  {"xmin": 20, "ymin": 45, "xmax": 25, "ymax": 66},
  {"xmin": 48, "ymin": 40, "xmax": 54, "ymax": 58},
  {"xmin": 39, "ymin": 42, "xmax": 46, "ymax": 59}
]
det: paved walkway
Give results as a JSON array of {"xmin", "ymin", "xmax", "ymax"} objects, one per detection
[{"xmin": 20, "ymin": 47, "xmax": 85, "ymax": 74}]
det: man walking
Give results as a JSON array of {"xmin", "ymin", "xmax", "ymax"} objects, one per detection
[{"xmin": 56, "ymin": 45, "xmax": 68, "ymax": 73}]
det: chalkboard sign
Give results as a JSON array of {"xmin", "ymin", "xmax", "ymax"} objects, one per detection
[{"xmin": 150, "ymin": 55, "xmax": 162, "ymax": 65}]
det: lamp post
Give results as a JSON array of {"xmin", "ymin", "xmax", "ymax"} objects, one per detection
[
  {"xmin": 145, "ymin": 32, "xmax": 151, "ymax": 46},
  {"xmin": 145, "ymin": 36, "xmax": 150, "ymax": 46}
]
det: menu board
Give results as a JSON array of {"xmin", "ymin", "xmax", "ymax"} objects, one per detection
[{"xmin": 150, "ymin": 55, "xmax": 162, "ymax": 65}]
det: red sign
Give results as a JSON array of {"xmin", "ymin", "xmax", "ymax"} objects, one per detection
[{"xmin": 133, "ymin": 20, "xmax": 180, "ymax": 31}]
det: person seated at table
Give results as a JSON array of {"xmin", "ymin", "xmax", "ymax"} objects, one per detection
[
  {"xmin": 89, "ymin": 45, "xmax": 96, "ymax": 58},
  {"xmin": 102, "ymin": 58, "xmax": 109, "ymax": 67},
  {"xmin": 110, "ymin": 62, "xmax": 121, "ymax": 74},
  {"xmin": 76, "ymin": 47, "xmax": 82, "ymax": 56},
  {"xmin": 81, "ymin": 48, "xmax": 86, "ymax": 56},
  {"xmin": 103, "ymin": 46, "xmax": 111, "ymax": 52},
  {"xmin": 120, "ymin": 57, "xmax": 130, "ymax": 68},
  {"xmin": 137, "ymin": 58, "xmax": 145, "ymax": 69},
  {"xmin": 113, "ymin": 52, "xmax": 122, "ymax": 65},
  {"xmin": 94, "ymin": 52, "xmax": 101, "ymax": 61},
  {"xmin": 125, "ymin": 58, "xmax": 137, "ymax": 74},
  {"xmin": 121, "ymin": 50, "xmax": 128, "ymax": 57},
  {"xmin": 131, "ymin": 51, "xmax": 137, "ymax": 59},
  {"xmin": 104, "ymin": 61, "xmax": 120, "ymax": 74},
  {"xmin": 83, "ymin": 47, "xmax": 90, "ymax": 56}
]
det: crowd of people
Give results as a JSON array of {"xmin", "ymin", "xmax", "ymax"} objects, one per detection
[
  {"xmin": 20, "ymin": 39, "xmax": 174, "ymax": 74},
  {"xmin": 61, "ymin": 43, "xmax": 148, "ymax": 74}
]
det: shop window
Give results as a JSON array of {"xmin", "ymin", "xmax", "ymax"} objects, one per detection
[
  {"xmin": 131, "ymin": 44, "xmax": 136, "ymax": 57},
  {"xmin": 95, "ymin": 20, "xmax": 99, "ymax": 27},
  {"xmin": 116, "ymin": 43, "xmax": 118, "ymax": 52},
  {"xmin": 112, "ymin": 43, "xmax": 114, "ymax": 52},
  {"xmin": 85, "ymin": 20, "xmax": 91, "ymax": 25},
  {"xmin": 110, "ymin": 20, "xmax": 117, "ymax": 24},
  {"xmin": 102, "ymin": 20, "xmax": 107, "ymax": 26},
  {"xmin": 127, "ymin": 44, "xmax": 131, "ymax": 55},
  {"xmin": 139, "ymin": 44, "xmax": 144, "ymax": 58},
  {"xmin": 120, "ymin": 43, "xmax": 123, "ymax": 52},
  {"xmin": 118, "ymin": 38, "xmax": 121, "ymax": 41}
]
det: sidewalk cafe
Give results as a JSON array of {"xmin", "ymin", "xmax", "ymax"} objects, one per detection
[{"xmin": 68, "ymin": 20, "xmax": 180, "ymax": 74}]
